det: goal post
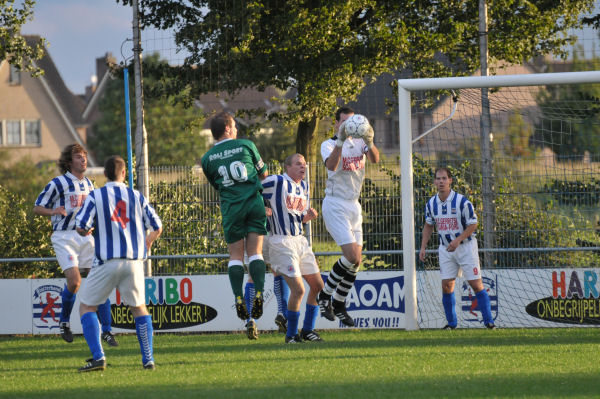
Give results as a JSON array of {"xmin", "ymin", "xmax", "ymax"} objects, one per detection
[{"xmin": 399, "ymin": 70, "xmax": 600, "ymax": 331}]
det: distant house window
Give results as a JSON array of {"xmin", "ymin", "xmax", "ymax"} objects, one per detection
[
  {"xmin": 9, "ymin": 65, "xmax": 21, "ymax": 85},
  {"xmin": 0, "ymin": 119, "xmax": 41, "ymax": 147},
  {"xmin": 6, "ymin": 120, "xmax": 21, "ymax": 145},
  {"xmin": 25, "ymin": 120, "xmax": 41, "ymax": 145}
]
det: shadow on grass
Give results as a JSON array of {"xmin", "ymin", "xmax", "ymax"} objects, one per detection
[{"xmin": 3, "ymin": 371, "xmax": 600, "ymax": 399}]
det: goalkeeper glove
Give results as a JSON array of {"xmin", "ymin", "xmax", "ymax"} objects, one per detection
[
  {"xmin": 336, "ymin": 121, "xmax": 348, "ymax": 147},
  {"xmin": 363, "ymin": 126, "xmax": 374, "ymax": 149}
]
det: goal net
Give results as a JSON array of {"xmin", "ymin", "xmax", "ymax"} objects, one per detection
[{"xmin": 399, "ymin": 70, "xmax": 600, "ymax": 330}]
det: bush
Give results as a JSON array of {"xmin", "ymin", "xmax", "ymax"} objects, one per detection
[{"xmin": 0, "ymin": 185, "xmax": 57, "ymax": 278}]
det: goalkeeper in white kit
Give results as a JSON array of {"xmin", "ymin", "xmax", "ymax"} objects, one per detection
[{"xmin": 317, "ymin": 107, "xmax": 379, "ymax": 327}]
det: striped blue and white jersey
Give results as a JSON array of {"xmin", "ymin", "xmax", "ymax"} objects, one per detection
[
  {"xmin": 35, "ymin": 172, "xmax": 95, "ymax": 231},
  {"xmin": 75, "ymin": 181, "xmax": 162, "ymax": 264},
  {"xmin": 424, "ymin": 190, "xmax": 477, "ymax": 247},
  {"xmin": 262, "ymin": 173, "xmax": 308, "ymax": 236}
]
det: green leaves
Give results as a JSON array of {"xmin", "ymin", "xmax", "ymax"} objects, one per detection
[{"xmin": 0, "ymin": 0, "xmax": 46, "ymax": 76}]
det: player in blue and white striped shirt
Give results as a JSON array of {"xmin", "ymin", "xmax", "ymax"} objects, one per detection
[
  {"xmin": 419, "ymin": 167, "xmax": 495, "ymax": 329},
  {"xmin": 33, "ymin": 144, "xmax": 115, "ymax": 345},
  {"xmin": 262, "ymin": 154, "xmax": 325, "ymax": 343},
  {"xmin": 75, "ymin": 155, "xmax": 162, "ymax": 371}
]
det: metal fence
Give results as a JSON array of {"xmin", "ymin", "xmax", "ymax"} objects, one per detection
[{"xmin": 3, "ymin": 158, "xmax": 600, "ymax": 276}]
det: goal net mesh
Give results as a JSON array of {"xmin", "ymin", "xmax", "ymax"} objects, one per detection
[{"xmin": 412, "ymin": 78, "xmax": 600, "ymax": 328}]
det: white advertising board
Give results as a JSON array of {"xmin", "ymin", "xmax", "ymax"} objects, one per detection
[
  {"xmin": 0, "ymin": 271, "xmax": 405, "ymax": 334},
  {"xmin": 417, "ymin": 268, "xmax": 600, "ymax": 329}
]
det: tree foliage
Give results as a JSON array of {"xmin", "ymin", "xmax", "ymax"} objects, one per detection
[
  {"xmin": 0, "ymin": 0, "xmax": 46, "ymax": 76},
  {"xmin": 90, "ymin": 54, "xmax": 206, "ymax": 166},
  {"xmin": 119, "ymin": 0, "xmax": 592, "ymax": 160},
  {"xmin": 361, "ymin": 155, "xmax": 600, "ymax": 270},
  {"xmin": 150, "ymin": 171, "xmax": 227, "ymax": 274},
  {"xmin": 535, "ymin": 53, "xmax": 600, "ymax": 159}
]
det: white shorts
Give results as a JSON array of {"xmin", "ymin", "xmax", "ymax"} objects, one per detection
[
  {"xmin": 439, "ymin": 239, "xmax": 481, "ymax": 281},
  {"xmin": 79, "ymin": 258, "xmax": 145, "ymax": 307},
  {"xmin": 267, "ymin": 235, "xmax": 320, "ymax": 278},
  {"xmin": 51, "ymin": 230, "xmax": 94, "ymax": 271},
  {"xmin": 322, "ymin": 196, "xmax": 363, "ymax": 246}
]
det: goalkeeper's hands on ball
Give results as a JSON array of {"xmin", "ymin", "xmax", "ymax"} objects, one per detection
[
  {"xmin": 336, "ymin": 121, "xmax": 348, "ymax": 147},
  {"xmin": 363, "ymin": 125, "xmax": 374, "ymax": 149}
]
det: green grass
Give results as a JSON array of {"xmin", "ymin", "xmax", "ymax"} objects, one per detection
[{"xmin": 1, "ymin": 328, "xmax": 599, "ymax": 398}]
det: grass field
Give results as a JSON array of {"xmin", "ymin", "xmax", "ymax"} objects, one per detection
[{"xmin": 1, "ymin": 328, "xmax": 599, "ymax": 398}]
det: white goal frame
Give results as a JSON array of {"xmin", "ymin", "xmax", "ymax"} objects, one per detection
[{"xmin": 398, "ymin": 70, "xmax": 600, "ymax": 330}]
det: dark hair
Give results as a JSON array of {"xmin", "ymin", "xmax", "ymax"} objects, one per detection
[
  {"xmin": 58, "ymin": 144, "xmax": 87, "ymax": 174},
  {"xmin": 335, "ymin": 107, "xmax": 355, "ymax": 122},
  {"xmin": 210, "ymin": 111, "xmax": 234, "ymax": 141},
  {"xmin": 104, "ymin": 155, "xmax": 126, "ymax": 181},
  {"xmin": 435, "ymin": 166, "xmax": 452, "ymax": 179}
]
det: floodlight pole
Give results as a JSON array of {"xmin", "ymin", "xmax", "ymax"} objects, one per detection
[
  {"xmin": 132, "ymin": 0, "xmax": 152, "ymax": 276},
  {"xmin": 479, "ymin": 0, "xmax": 495, "ymax": 269}
]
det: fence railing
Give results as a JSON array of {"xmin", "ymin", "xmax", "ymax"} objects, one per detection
[{"xmin": 3, "ymin": 158, "xmax": 600, "ymax": 276}]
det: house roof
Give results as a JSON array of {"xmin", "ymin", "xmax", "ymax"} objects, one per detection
[
  {"xmin": 25, "ymin": 35, "xmax": 87, "ymax": 126},
  {"xmin": 23, "ymin": 35, "xmax": 97, "ymax": 166}
]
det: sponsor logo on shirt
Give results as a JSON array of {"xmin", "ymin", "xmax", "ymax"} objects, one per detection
[
  {"xmin": 342, "ymin": 156, "xmax": 364, "ymax": 171},
  {"xmin": 209, "ymin": 147, "xmax": 243, "ymax": 161}
]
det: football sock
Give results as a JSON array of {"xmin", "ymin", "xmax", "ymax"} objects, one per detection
[
  {"xmin": 248, "ymin": 255, "xmax": 266, "ymax": 292},
  {"xmin": 135, "ymin": 315, "xmax": 154, "ymax": 365},
  {"xmin": 281, "ymin": 278, "xmax": 290, "ymax": 316},
  {"xmin": 286, "ymin": 310, "xmax": 300, "ymax": 338},
  {"xmin": 302, "ymin": 304, "xmax": 319, "ymax": 332},
  {"xmin": 227, "ymin": 262, "xmax": 245, "ymax": 298},
  {"xmin": 476, "ymin": 289, "xmax": 494, "ymax": 325},
  {"xmin": 244, "ymin": 282, "xmax": 255, "ymax": 321},
  {"xmin": 274, "ymin": 275, "xmax": 289, "ymax": 317},
  {"xmin": 97, "ymin": 298, "xmax": 112, "ymax": 333},
  {"xmin": 60, "ymin": 284, "xmax": 75, "ymax": 323},
  {"xmin": 333, "ymin": 264, "xmax": 358, "ymax": 303},
  {"xmin": 323, "ymin": 257, "xmax": 353, "ymax": 296},
  {"xmin": 81, "ymin": 312, "xmax": 104, "ymax": 361},
  {"xmin": 442, "ymin": 292, "xmax": 457, "ymax": 327}
]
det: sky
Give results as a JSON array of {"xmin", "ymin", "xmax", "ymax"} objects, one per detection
[
  {"xmin": 21, "ymin": 0, "xmax": 180, "ymax": 95},
  {"xmin": 20, "ymin": 1, "xmax": 600, "ymax": 96}
]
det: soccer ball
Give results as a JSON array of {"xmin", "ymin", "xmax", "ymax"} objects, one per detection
[{"xmin": 344, "ymin": 114, "xmax": 371, "ymax": 138}]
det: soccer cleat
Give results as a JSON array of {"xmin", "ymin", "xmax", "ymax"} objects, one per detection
[
  {"xmin": 317, "ymin": 292, "xmax": 335, "ymax": 321},
  {"xmin": 251, "ymin": 291, "xmax": 263, "ymax": 319},
  {"xmin": 235, "ymin": 296, "xmax": 249, "ymax": 320},
  {"xmin": 246, "ymin": 320, "xmax": 258, "ymax": 340},
  {"xmin": 78, "ymin": 357, "xmax": 106, "ymax": 372},
  {"xmin": 274, "ymin": 314, "xmax": 287, "ymax": 333},
  {"xmin": 59, "ymin": 322, "xmax": 73, "ymax": 343},
  {"xmin": 143, "ymin": 361, "xmax": 156, "ymax": 370},
  {"xmin": 102, "ymin": 331, "xmax": 119, "ymax": 347},
  {"xmin": 300, "ymin": 329, "xmax": 323, "ymax": 342},
  {"xmin": 332, "ymin": 302, "xmax": 355, "ymax": 327},
  {"xmin": 442, "ymin": 324, "xmax": 457, "ymax": 330},
  {"xmin": 485, "ymin": 323, "xmax": 497, "ymax": 330},
  {"xmin": 285, "ymin": 334, "xmax": 303, "ymax": 344}
]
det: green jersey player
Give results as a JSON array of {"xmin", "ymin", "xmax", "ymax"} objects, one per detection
[{"xmin": 201, "ymin": 112, "xmax": 268, "ymax": 324}]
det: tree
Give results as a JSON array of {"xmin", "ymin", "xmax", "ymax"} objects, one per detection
[
  {"xmin": 90, "ymin": 54, "xmax": 206, "ymax": 166},
  {"xmin": 535, "ymin": 52, "xmax": 600, "ymax": 159},
  {"xmin": 119, "ymin": 0, "xmax": 592, "ymax": 161},
  {"xmin": 0, "ymin": 0, "xmax": 45, "ymax": 76}
]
